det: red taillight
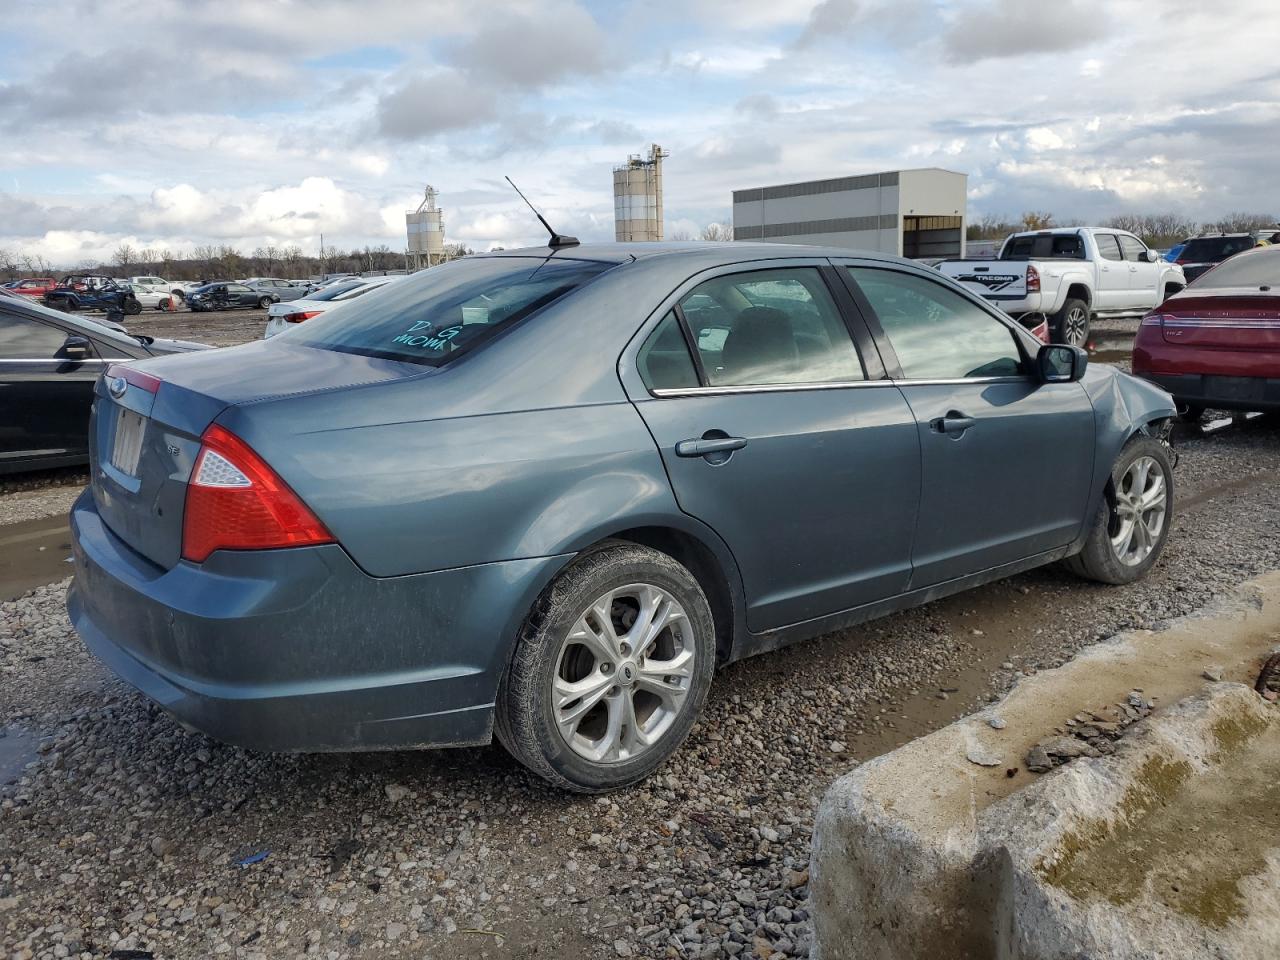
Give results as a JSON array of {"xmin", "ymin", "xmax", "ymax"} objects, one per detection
[
  {"xmin": 282, "ymin": 310, "xmax": 323, "ymax": 323},
  {"xmin": 181, "ymin": 424, "xmax": 333, "ymax": 563},
  {"xmin": 105, "ymin": 363, "xmax": 162, "ymax": 394},
  {"xmin": 1025, "ymin": 264, "xmax": 1041, "ymax": 294}
]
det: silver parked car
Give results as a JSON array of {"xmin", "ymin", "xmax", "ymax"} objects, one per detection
[{"xmin": 244, "ymin": 278, "xmax": 307, "ymax": 302}]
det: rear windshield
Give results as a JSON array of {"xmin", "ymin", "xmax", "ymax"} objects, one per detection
[
  {"xmin": 308, "ymin": 280, "xmax": 368, "ymax": 301},
  {"xmin": 1181, "ymin": 237, "xmax": 1255, "ymax": 261},
  {"xmin": 1193, "ymin": 250, "xmax": 1280, "ymax": 289},
  {"xmin": 287, "ymin": 256, "xmax": 611, "ymax": 366},
  {"xmin": 1000, "ymin": 234, "xmax": 1085, "ymax": 260}
]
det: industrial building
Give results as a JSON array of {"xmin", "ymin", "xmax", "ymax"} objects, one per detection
[
  {"xmin": 731, "ymin": 168, "xmax": 967, "ymax": 258},
  {"xmin": 406, "ymin": 186, "xmax": 445, "ymax": 269},
  {"xmin": 613, "ymin": 144, "xmax": 668, "ymax": 242}
]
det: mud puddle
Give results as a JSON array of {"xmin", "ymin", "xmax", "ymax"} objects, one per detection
[{"xmin": 0, "ymin": 515, "xmax": 73, "ymax": 601}]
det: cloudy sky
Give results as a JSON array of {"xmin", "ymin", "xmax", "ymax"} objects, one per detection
[{"xmin": 2, "ymin": 0, "xmax": 1277, "ymax": 266}]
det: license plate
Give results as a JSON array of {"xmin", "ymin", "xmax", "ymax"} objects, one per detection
[
  {"xmin": 110, "ymin": 406, "xmax": 147, "ymax": 476},
  {"xmin": 1205, "ymin": 376, "xmax": 1261, "ymax": 402}
]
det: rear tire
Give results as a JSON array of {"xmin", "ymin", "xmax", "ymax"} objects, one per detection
[
  {"xmin": 123, "ymin": 298, "xmax": 142, "ymax": 316},
  {"xmin": 258, "ymin": 296, "xmax": 273, "ymax": 309},
  {"xmin": 1065, "ymin": 435, "xmax": 1174, "ymax": 585},
  {"xmin": 1051, "ymin": 298, "xmax": 1091, "ymax": 347},
  {"xmin": 496, "ymin": 542, "xmax": 716, "ymax": 793}
]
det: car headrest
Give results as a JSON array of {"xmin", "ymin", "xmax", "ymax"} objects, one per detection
[{"xmin": 721, "ymin": 307, "xmax": 797, "ymax": 383}]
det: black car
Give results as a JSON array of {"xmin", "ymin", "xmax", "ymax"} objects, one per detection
[
  {"xmin": 1174, "ymin": 234, "xmax": 1261, "ymax": 283},
  {"xmin": 187, "ymin": 282, "xmax": 278, "ymax": 312},
  {"xmin": 0, "ymin": 293, "xmax": 207, "ymax": 474}
]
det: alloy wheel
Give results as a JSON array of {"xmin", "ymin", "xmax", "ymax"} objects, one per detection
[
  {"xmin": 552, "ymin": 583, "xmax": 696, "ymax": 764},
  {"xmin": 1063, "ymin": 307, "xmax": 1089, "ymax": 346},
  {"xmin": 1110, "ymin": 455, "xmax": 1167, "ymax": 566}
]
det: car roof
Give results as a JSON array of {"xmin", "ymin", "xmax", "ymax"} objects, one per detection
[{"xmin": 475, "ymin": 241, "xmax": 912, "ymax": 270}]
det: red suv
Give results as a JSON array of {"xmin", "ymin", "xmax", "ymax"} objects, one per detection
[
  {"xmin": 6, "ymin": 278, "xmax": 57, "ymax": 298},
  {"xmin": 1133, "ymin": 245, "xmax": 1280, "ymax": 419}
]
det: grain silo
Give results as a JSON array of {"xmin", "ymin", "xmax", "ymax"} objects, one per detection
[
  {"xmin": 406, "ymin": 186, "xmax": 445, "ymax": 269},
  {"xmin": 613, "ymin": 144, "xmax": 667, "ymax": 242}
]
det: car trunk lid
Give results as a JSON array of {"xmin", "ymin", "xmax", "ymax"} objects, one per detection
[
  {"xmin": 90, "ymin": 341, "xmax": 425, "ymax": 570},
  {"xmin": 1158, "ymin": 290, "xmax": 1280, "ymax": 350}
]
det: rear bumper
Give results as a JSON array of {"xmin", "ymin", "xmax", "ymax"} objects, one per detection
[
  {"xmin": 1135, "ymin": 372, "xmax": 1280, "ymax": 412},
  {"xmin": 68, "ymin": 490, "xmax": 569, "ymax": 752}
]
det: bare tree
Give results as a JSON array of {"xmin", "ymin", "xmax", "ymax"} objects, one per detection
[
  {"xmin": 668, "ymin": 229, "xmax": 693, "ymax": 241},
  {"xmin": 1206, "ymin": 211, "xmax": 1278, "ymax": 234},
  {"xmin": 700, "ymin": 223, "xmax": 733, "ymax": 242},
  {"xmin": 112, "ymin": 243, "xmax": 138, "ymax": 274},
  {"xmin": 967, "ymin": 214, "xmax": 1019, "ymax": 241},
  {"xmin": 0, "ymin": 247, "xmax": 18, "ymax": 279},
  {"xmin": 1020, "ymin": 212, "xmax": 1055, "ymax": 230}
]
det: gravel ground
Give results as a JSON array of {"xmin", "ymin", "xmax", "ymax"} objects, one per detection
[
  {"xmin": 2, "ymin": 415, "xmax": 1278, "ymax": 960},
  {"xmin": 0, "ymin": 487, "xmax": 84, "ymax": 527}
]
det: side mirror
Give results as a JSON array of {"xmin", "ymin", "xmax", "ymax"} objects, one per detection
[
  {"xmin": 1142, "ymin": 249, "xmax": 1157, "ymax": 263},
  {"xmin": 62, "ymin": 335, "xmax": 92, "ymax": 362},
  {"xmin": 1038, "ymin": 343, "xmax": 1087, "ymax": 383}
]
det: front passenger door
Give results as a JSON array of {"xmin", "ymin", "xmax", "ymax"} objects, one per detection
[
  {"xmin": 0, "ymin": 309, "xmax": 101, "ymax": 468},
  {"xmin": 841, "ymin": 265, "xmax": 1095, "ymax": 588},
  {"xmin": 1119, "ymin": 234, "xmax": 1159, "ymax": 309}
]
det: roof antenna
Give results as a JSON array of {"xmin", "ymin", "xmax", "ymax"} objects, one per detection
[{"xmin": 505, "ymin": 176, "xmax": 579, "ymax": 248}]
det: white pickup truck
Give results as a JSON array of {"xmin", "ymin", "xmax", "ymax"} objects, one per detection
[{"xmin": 938, "ymin": 228, "xmax": 1187, "ymax": 346}]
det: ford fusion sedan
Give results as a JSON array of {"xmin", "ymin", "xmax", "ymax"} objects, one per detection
[
  {"xmin": 0, "ymin": 293, "xmax": 207, "ymax": 474},
  {"xmin": 68, "ymin": 243, "xmax": 1177, "ymax": 792},
  {"xmin": 1133, "ymin": 244, "xmax": 1280, "ymax": 420}
]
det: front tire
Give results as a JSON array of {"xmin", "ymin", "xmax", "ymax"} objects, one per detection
[
  {"xmin": 258, "ymin": 296, "xmax": 273, "ymax": 309},
  {"xmin": 1065, "ymin": 435, "xmax": 1174, "ymax": 585},
  {"xmin": 496, "ymin": 543, "xmax": 716, "ymax": 793},
  {"xmin": 1052, "ymin": 298, "xmax": 1091, "ymax": 347}
]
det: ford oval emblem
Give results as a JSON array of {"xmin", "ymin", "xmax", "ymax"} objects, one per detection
[{"xmin": 108, "ymin": 376, "xmax": 128, "ymax": 399}]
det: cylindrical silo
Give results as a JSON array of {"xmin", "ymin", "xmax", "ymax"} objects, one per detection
[
  {"xmin": 613, "ymin": 145, "xmax": 667, "ymax": 242},
  {"xmin": 406, "ymin": 186, "xmax": 445, "ymax": 267}
]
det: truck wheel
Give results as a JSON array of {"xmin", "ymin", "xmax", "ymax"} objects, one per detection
[
  {"xmin": 124, "ymin": 298, "xmax": 142, "ymax": 316},
  {"xmin": 1052, "ymin": 298, "xmax": 1090, "ymax": 347},
  {"xmin": 495, "ymin": 542, "xmax": 716, "ymax": 793},
  {"xmin": 55, "ymin": 298, "xmax": 76, "ymax": 312},
  {"xmin": 1064, "ymin": 435, "xmax": 1174, "ymax": 585}
]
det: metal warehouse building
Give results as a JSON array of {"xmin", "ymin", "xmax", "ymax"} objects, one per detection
[{"xmin": 732, "ymin": 167, "xmax": 967, "ymax": 259}]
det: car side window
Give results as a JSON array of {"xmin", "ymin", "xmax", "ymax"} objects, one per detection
[
  {"xmin": 638, "ymin": 310, "xmax": 700, "ymax": 391},
  {"xmin": 846, "ymin": 268, "xmax": 1025, "ymax": 380},
  {"xmin": 0, "ymin": 312, "xmax": 69, "ymax": 359},
  {"xmin": 677, "ymin": 267, "xmax": 863, "ymax": 387},
  {"xmin": 1119, "ymin": 236, "xmax": 1148, "ymax": 262},
  {"xmin": 228, "ymin": 284, "xmax": 251, "ymax": 294},
  {"xmin": 1096, "ymin": 235, "xmax": 1124, "ymax": 261}
]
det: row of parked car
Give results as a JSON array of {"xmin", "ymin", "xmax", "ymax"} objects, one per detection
[{"xmin": 0, "ymin": 273, "xmax": 405, "ymax": 319}]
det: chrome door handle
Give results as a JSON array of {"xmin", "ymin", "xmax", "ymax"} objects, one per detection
[{"xmin": 676, "ymin": 436, "xmax": 748, "ymax": 457}]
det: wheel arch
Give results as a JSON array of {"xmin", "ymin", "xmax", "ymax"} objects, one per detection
[
  {"xmin": 1064, "ymin": 282, "xmax": 1092, "ymax": 308},
  {"xmin": 605, "ymin": 525, "xmax": 742, "ymax": 664}
]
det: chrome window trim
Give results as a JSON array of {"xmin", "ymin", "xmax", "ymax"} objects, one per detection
[{"xmin": 650, "ymin": 374, "xmax": 1030, "ymax": 398}]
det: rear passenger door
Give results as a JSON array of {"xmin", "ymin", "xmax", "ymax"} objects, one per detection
[
  {"xmin": 621, "ymin": 261, "xmax": 921, "ymax": 633},
  {"xmin": 838, "ymin": 263, "xmax": 1095, "ymax": 588}
]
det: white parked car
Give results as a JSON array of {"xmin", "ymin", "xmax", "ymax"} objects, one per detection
[
  {"xmin": 263, "ymin": 275, "xmax": 406, "ymax": 338},
  {"xmin": 122, "ymin": 282, "xmax": 174, "ymax": 311},
  {"xmin": 129, "ymin": 276, "xmax": 188, "ymax": 302},
  {"xmin": 938, "ymin": 228, "xmax": 1187, "ymax": 346}
]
